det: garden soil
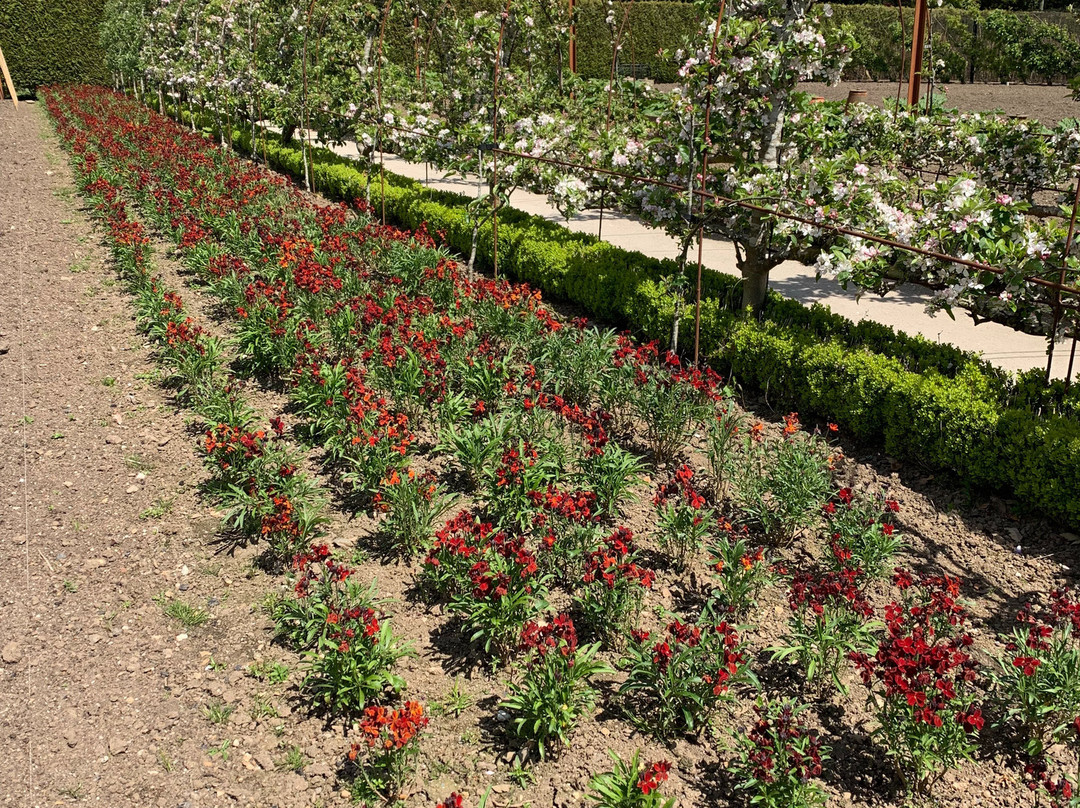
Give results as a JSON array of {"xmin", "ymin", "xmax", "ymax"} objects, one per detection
[{"xmin": 3, "ymin": 95, "xmax": 1080, "ymax": 808}]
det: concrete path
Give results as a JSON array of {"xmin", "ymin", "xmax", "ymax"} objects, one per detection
[{"xmin": 323, "ymin": 139, "xmax": 1075, "ymax": 380}]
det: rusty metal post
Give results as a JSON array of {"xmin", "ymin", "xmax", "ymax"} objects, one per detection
[
  {"xmin": 907, "ymin": 0, "xmax": 929, "ymax": 107},
  {"xmin": 1067, "ymin": 333, "xmax": 1078, "ymax": 387}
]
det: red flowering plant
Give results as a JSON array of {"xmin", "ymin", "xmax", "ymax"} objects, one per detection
[
  {"xmin": 421, "ymin": 510, "xmax": 497, "ymax": 599},
  {"xmin": 587, "ymin": 750, "xmax": 675, "ymax": 808},
  {"xmin": 823, "ymin": 488, "xmax": 904, "ymax": 578},
  {"xmin": 142, "ymin": 287, "xmax": 224, "ymax": 397},
  {"xmin": 632, "ymin": 352, "xmax": 721, "ymax": 465},
  {"xmin": 619, "ymin": 618, "xmax": 755, "ymax": 739},
  {"xmin": 373, "ymin": 466, "xmax": 456, "ymax": 559},
  {"xmin": 347, "ymin": 700, "xmax": 428, "ymax": 803},
  {"xmin": 1024, "ymin": 752, "xmax": 1080, "ymax": 808},
  {"xmin": 576, "ymin": 527, "xmax": 656, "ymax": 647},
  {"xmin": 601, "ymin": 336, "xmax": 657, "ymax": 435},
  {"xmin": 527, "ymin": 485, "xmax": 604, "ymax": 573},
  {"xmin": 201, "ymin": 417, "xmax": 325, "ymax": 562},
  {"xmin": 729, "ymin": 698, "xmax": 830, "ymax": 808},
  {"xmin": 991, "ymin": 589, "xmax": 1080, "ymax": 757},
  {"xmin": 423, "ymin": 514, "xmax": 550, "ymax": 661},
  {"xmin": 850, "ymin": 570, "xmax": 983, "ymax": 797},
  {"xmin": 705, "ymin": 531, "xmax": 772, "ymax": 619},
  {"xmin": 271, "ymin": 546, "xmax": 410, "ymax": 715},
  {"xmin": 483, "ymin": 440, "xmax": 565, "ymax": 533},
  {"xmin": 292, "ymin": 358, "xmax": 417, "ymax": 499},
  {"xmin": 500, "ymin": 613, "xmax": 613, "ymax": 758},
  {"xmin": 733, "ymin": 414, "xmax": 836, "ymax": 547},
  {"xmin": 771, "ymin": 567, "xmax": 879, "ymax": 693},
  {"xmin": 653, "ymin": 465, "xmax": 716, "ymax": 570}
]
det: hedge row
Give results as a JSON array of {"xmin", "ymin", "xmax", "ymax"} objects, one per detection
[
  {"xmin": 222, "ymin": 123, "xmax": 1080, "ymax": 529},
  {"xmin": 831, "ymin": 6, "xmax": 1080, "ymax": 84},
  {"xmin": 385, "ymin": 2, "xmax": 1080, "ymax": 85},
  {"xmin": 0, "ymin": 0, "xmax": 109, "ymax": 96}
]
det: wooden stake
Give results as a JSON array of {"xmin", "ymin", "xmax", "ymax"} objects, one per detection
[
  {"xmin": 0, "ymin": 45, "xmax": 18, "ymax": 108},
  {"xmin": 907, "ymin": 0, "xmax": 929, "ymax": 107}
]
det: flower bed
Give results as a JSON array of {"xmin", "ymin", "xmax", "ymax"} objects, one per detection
[{"xmin": 42, "ymin": 84, "xmax": 1080, "ymax": 807}]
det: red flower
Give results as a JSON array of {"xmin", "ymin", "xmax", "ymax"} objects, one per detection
[
  {"xmin": 1013, "ymin": 656, "xmax": 1041, "ymax": 676},
  {"xmin": 638, "ymin": 761, "xmax": 671, "ymax": 795}
]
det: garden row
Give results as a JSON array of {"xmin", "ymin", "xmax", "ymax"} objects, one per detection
[
  {"xmin": 225, "ymin": 119, "xmax": 1080, "ymax": 532},
  {"xmin": 45, "ymin": 84, "xmax": 1080, "ymax": 807}
]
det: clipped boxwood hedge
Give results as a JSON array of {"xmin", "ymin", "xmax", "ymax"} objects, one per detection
[
  {"xmin": 0, "ymin": 0, "xmax": 109, "ymax": 96},
  {"xmin": 224, "ymin": 123, "xmax": 1080, "ymax": 530}
]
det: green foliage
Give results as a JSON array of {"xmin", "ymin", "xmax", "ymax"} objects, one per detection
[
  {"xmin": 0, "ymin": 0, "xmax": 110, "ymax": 96},
  {"xmin": 230, "ymin": 124, "xmax": 1080, "ymax": 533},
  {"xmin": 500, "ymin": 616, "xmax": 611, "ymax": 759},
  {"xmin": 587, "ymin": 750, "xmax": 676, "ymax": 808},
  {"xmin": 378, "ymin": 2, "xmax": 1080, "ymax": 86},
  {"xmin": 826, "ymin": 5, "xmax": 1080, "ymax": 84}
]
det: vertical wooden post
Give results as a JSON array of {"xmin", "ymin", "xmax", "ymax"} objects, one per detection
[
  {"xmin": 569, "ymin": 0, "xmax": 576, "ymax": 74},
  {"xmin": 907, "ymin": 0, "xmax": 929, "ymax": 107},
  {"xmin": 0, "ymin": 44, "xmax": 18, "ymax": 109}
]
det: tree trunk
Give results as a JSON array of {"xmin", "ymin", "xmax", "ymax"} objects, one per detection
[
  {"xmin": 740, "ymin": 243, "xmax": 771, "ymax": 311},
  {"xmin": 281, "ymin": 122, "xmax": 297, "ymax": 144}
]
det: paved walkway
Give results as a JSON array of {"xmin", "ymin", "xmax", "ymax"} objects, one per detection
[{"xmin": 323, "ymin": 139, "xmax": 1074, "ymax": 380}]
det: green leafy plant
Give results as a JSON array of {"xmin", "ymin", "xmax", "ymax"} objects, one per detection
[
  {"xmin": 771, "ymin": 568, "xmax": 879, "ymax": 693},
  {"xmin": 704, "ymin": 534, "xmax": 771, "ymax": 618},
  {"xmin": 992, "ymin": 591, "xmax": 1080, "ymax": 758},
  {"xmin": 587, "ymin": 750, "xmax": 675, "ymax": 808},
  {"xmin": 730, "ymin": 698, "xmax": 829, "ymax": 808},
  {"xmin": 374, "ymin": 465, "xmax": 455, "ymax": 558},
  {"xmin": 580, "ymin": 443, "xmax": 646, "ymax": 517},
  {"xmin": 620, "ymin": 618, "xmax": 754, "ymax": 739},
  {"xmin": 734, "ymin": 414, "xmax": 834, "ymax": 546},
  {"xmin": 501, "ymin": 614, "xmax": 612, "ymax": 758}
]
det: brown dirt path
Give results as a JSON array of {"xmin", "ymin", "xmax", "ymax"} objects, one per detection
[
  {"xmin": 800, "ymin": 81, "xmax": 1080, "ymax": 124},
  {"xmin": 0, "ymin": 101, "xmax": 337, "ymax": 808}
]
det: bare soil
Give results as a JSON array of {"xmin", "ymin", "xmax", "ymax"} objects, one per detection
[
  {"xmin": 4, "ymin": 95, "xmax": 1080, "ymax": 808},
  {"xmin": 800, "ymin": 80, "xmax": 1080, "ymax": 125}
]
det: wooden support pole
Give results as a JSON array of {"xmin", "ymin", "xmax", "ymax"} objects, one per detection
[
  {"xmin": 568, "ymin": 0, "xmax": 576, "ymax": 74},
  {"xmin": 0, "ymin": 45, "xmax": 18, "ymax": 108},
  {"xmin": 907, "ymin": 0, "xmax": 929, "ymax": 107}
]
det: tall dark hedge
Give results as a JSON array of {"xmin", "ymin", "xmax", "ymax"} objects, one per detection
[{"xmin": 0, "ymin": 0, "xmax": 109, "ymax": 96}]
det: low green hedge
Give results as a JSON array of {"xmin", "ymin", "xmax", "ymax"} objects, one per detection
[
  {"xmin": 0, "ymin": 0, "xmax": 108, "ymax": 96},
  {"xmin": 226, "ymin": 123, "xmax": 1080, "ymax": 529}
]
